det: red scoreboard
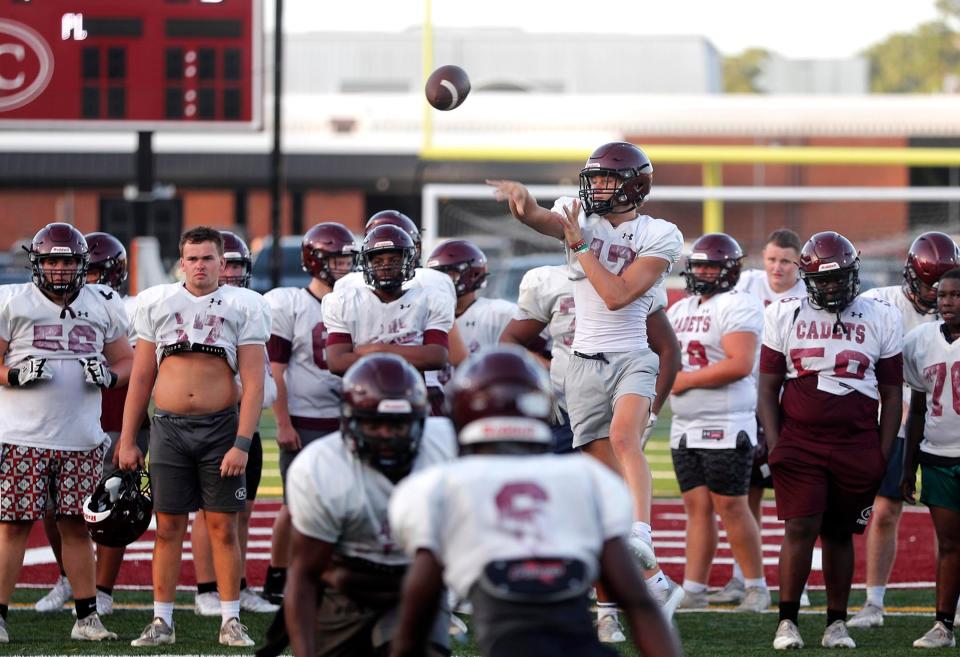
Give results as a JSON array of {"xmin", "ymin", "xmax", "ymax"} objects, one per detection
[{"xmin": 0, "ymin": 0, "xmax": 262, "ymax": 130}]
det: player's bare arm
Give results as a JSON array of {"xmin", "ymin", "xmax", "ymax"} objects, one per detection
[
  {"xmin": 757, "ymin": 371, "xmax": 785, "ymax": 451},
  {"xmin": 118, "ymin": 338, "xmax": 157, "ymax": 470},
  {"xmin": 900, "ymin": 389, "xmax": 926, "ymax": 504},
  {"xmin": 558, "ymin": 200, "xmax": 666, "ymax": 310},
  {"xmin": 269, "ymin": 361, "xmax": 302, "ymax": 452},
  {"xmin": 102, "ymin": 336, "xmax": 134, "ymax": 387},
  {"xmin": 285, "ymin": 529, "xmax": 334, "ymax": 657},
  {"xmin": 646, "ymin": 308, "xmax": 681, "ymax": 414},
  {"xmin": 220, "ymin": 343, "xmax": 265, "ymax": 478},
  {"xmin": 487, "ymin": 179, "xmax": 565, "ymax": 240},
  {"xmin": 325, "ymin": 341, "xmax": 362, "ymax": 376},
  {"xmin": 354, "ymin": 343, "xmax": 448, "ymax": 372},
  {"xmin": 598, "ymin": 537, "xmax": 682, "ymax": 657},
  {"xmin": 388, "ymin": 548, "xmax": 446, "ymax": 657},
  {"xmin": 878, "ymin": 381, "xmax": 904, "ymax": 462},
  {"xmin": 499, "ymin": 317, "xmax": 551, "ymax": 370},
  {"xmin": 447, "ymin": 324, "xmax": 469, "ymax": 367},
  {"xmin": 672, "ymin": 331, "xmax": 757, "ymax": 395}
]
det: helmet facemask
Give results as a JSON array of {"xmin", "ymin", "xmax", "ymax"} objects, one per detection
[
  {"xmin": 683, "ymin": 256, "xmax": 742, "ymax": 296},
  {"xmin": 341, "ymin": 407, "xmax": 425, "ymax": 480},
  {"xmin": 802, "ymin": 263, "xmax": 860, "ymax": 313},
  {"xmin": 221, "ymin": 257, "xmax": 252, "ymax": 288},
  {"xmin": 362, "ymin": 248, "xmax": 416, "ymax": 291},
  {"xmin": 578, "ymin": 169, "xmax": 649, "ymax": 216},
  {"xmin": 31, "ymin": 252, "xmax": 89, "ymax": 297}
]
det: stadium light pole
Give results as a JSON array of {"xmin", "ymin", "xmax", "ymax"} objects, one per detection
[{"xmin": 269, "ymin": 0, "xmax": 284, "ymax": 289}]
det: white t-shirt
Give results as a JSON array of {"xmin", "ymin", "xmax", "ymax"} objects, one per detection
[
  {"xmin": 864, "ymin": 285, "xmax": 938, "ymax": 436},
  {"xmin": 763, "ymin": 295, "xmax": 903, "ymax": 400},
  {"xmin": 265, "ymin": 287, "xmax": 341, "ymax": 419},
  {"xmin": 551, "ymin": 196, "xmax": 682, "ymax": 352},
  {"xmin": 735, "ymin": 269, "xmax": 805, "ymax": 307},
  {"xmin": 335, "ymin": 267, "xmax": 456, "ymax": 388},
  {"xmin": 902, "ymin": 322, "xmax": 960, "ymax": 459},
  {"xmin": 286, "ymin": 417, "xmax": 457, "ymax": 567},
  {"xmin": 667, "ymin": 289, "xmax": 764, "ymax": 449},
  {"xmin": 389, "ymin": 453, "xmax": 633, "ymax": 599},
  {"xmin": 0, "ymin": 283, "xmax": 127, "ymax": 450},
  {"xmin": 322, "ymin": 285, "xmax": 454, "ymax": 351},
  {"xmin": 133, "ymin": 283, "xmax": 271, "ymax": 372}
]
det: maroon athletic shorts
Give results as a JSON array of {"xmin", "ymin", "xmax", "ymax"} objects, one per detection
[{"xmin": 767, "ymin": 424, "xmax": 885, "ymax": 535}]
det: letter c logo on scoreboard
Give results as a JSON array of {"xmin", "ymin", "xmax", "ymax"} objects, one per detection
[{"xmin": 0, "ymin": 19, "xmax": 54, "ymax": 112}]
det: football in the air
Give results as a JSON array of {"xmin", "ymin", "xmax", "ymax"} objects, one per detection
[{"xmin": 425, "ymin": 65, "xmax": 471, "ymax": 111}]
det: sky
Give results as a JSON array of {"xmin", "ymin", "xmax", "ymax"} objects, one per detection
[{"xmin": 267, "ymin": 0, "xmax": 942, "ymax": 59}]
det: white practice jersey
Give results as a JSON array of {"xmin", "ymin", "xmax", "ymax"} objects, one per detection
[
  {"xmin": 458, "ymin": 297, "xmax": 517, "ymax": 354},
  {"xmin": 335, "ymin": 268, "xmax": 456, "ymax": 389},
  {"xmin": 287, "ymin": 417, "xmax": 457, "ymax": 567},
  {"xmin": 322, "ymin": 285, "xmax": 454, "ymax": 351},
  {"xmin": 122, "ymin": 294, "xmax": 138, "ymax": 346},
  {"xmin": 0, "ymin": 283, "xmax": 127, "ymax": 450},
  {"xmin": 551, "ymin": 196, "xmax": 682, "ymax": 353},
  {"xmin": 667, "ymin": 289, "xmax": 763, "ymax": 449},
  {"xmin": 516, "ymin": 266, "xmax": 576, "ymax": 401},
  {"xmin": 864, "ymin": 285, "xmax": 938, "ymax": 436},
  {"xmin": 389, "ymin": 453, "xmax": 633, "ymax": 599},
  {"xmin": 763, "ymin": 295, "xmax": 903, "ymax": 400},
  {"xmin": 735, "ymin": 269, "xmax": 805, "ymax": 307},
  {"xmin": 264, "ymin": 287, "xmax": 341, "ymax": 419},
  {"xmin": 903, "ymin": 322, "xmax": 960, "ymax": 459},
  {"xmin": 133, "ymin": 283, "xmax": 271, "ymax": 372},
  {"xmin": 516, "ymin": 266, "xmax": 668, "ymax": 404}
]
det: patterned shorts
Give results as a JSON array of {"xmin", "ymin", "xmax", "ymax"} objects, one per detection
[{"xmin": 0, "ymin": 442, "xmax": 107, "ymax": 521}]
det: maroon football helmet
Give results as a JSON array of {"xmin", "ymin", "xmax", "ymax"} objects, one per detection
[
  {"xmin": 28, "ymin": 222, "xmax": 89, "ymax": 296},
  {"xmin": 798, "ymin": 231, "xmax": 860, "ymax": 312},
  {"xmin": 579, "ymin": 142, "xmax": 653, "ymax": 216},
  {"xmin": 425, "ymin": 239, "xmax": 488, "ymax": 297},
  {"xmin": 448, "ymin": 346, "xmax": 554, "ymax": 453},
  {"xmin": 84, "ymin": 231, "xmax": 128, "ymax": 292},
  {"xmin": 361, "ymin": 225, "xmax": 418, "ymax": 291},
  {"xmin": 340, "ymin": 353, "xmax": 428, "ymax": 478},
  {"xmin": 219, "ymin": 231, "xmax": 252, "ymax": 288},
  {"xmin": 301, "ymin": 222, "xmax": 358, "ymax": 285},
  {"xmin": 903, "ymin": 231, "xmax": 960, "ymax": 314},
  {"xmin": 683, "ymin": 233, "xmax": 744, "ymax": 296},
  {"xmin": 365, "ymin": 210, "xmax": 422, "ymax": 260}
]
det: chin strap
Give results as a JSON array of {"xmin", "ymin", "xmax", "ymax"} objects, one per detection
[{"xmin": 833, "ymin": 311, "xmax": 849, "ymax": 338}]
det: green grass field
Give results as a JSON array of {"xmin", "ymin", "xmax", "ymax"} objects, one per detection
[{"xmin": 0, "ymin": 587, "xmax": 943, "ymax": 655}]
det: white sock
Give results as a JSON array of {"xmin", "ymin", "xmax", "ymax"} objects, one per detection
[
  {"xmin": 732, "ymin": 561, "xmax": 745, "ymax": 583},
  {"xmin": 597, "ymin": 601, "xmax": 619, "ymax": 620},
  {"xmin": 682, "ymin": 580, "xmax": 708, "ymax": 594},
  {"xmin": 154, "ymin": 601, "xmax": 174, "ymax": 627},
  {"xmin": 744, "ymin": 577, "xmax": 767, "ymax": 590},
  {"xmin": 220, "ymin": 599, "xmax": 240, "ymax": 626},
  {"xmin": 646, "ymin": 570, "xmax": 669, "ymax": 593},
  {"xmin": 631, "ymin": 521, "xmax": 652, "ymax": 544},
  {"xmin": 866, "ymin": 586, "xmax": 885, "ymax": 608}
]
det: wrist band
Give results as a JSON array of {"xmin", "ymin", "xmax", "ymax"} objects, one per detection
[
  {"xmin": 568, "ymin": 239, "xmax": 586, "ymax": 252},
  {"xmin": 573, "ymin": 242, "xmax": 590, "ymax": 254},
  {"xmin": 108, "ymin": 371, "xmax": 118, "ymax": 389},
  {"xmin": 234, "ymin": 435, "xmax": 252, "ymax": 453},
  {"xmin": 7, "ymin": 368, "xmax": 18, "ymax": 387}
]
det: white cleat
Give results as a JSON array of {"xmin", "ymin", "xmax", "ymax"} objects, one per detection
[
  {"xmin": 218, "ymin": 617, "xmax": 254, "ymax": 647},
  {"xmin": 626, "ymin": 533, "xmax": 658, "ymax": 570},
  {"xmin": 131, "ymin": 617, "xmax": 175, "ymax": 647},
  {"xmin": 821, "ymin": 620, "xmax": 856, "ymax": 648},
  {"xmin": 707, "ymin": 578, "xmax": 746, "ymax": 604},
  {"xmin": 35, "ymin": 575, "xmax": 73, "ymax": 613},
  {"xmin": 194, "ymin": 591, "xmax": 221, "ymax": 617},
  {"xmin": 239, "ymin": 587, "xmax": 280, "ymax": 613},
  {"xmin": 678, "ymin": 589, "xmax": 708, "ymax": 610},
  {"xmin": 773, "ymin": 619, "xmax": 804, "ymax": 650},
  {"xmin": 653, "ymin": 577, "xmax": 685, "ymax": 621},
  {"xmin": 0, "ymin": 615, "xmax": 8, "ymax": 643},
  {"xmin": 913, "ymin": 621, "xmax": 956, "ymax": 649},
  {"xmin": 736, "ymin": 586, "xmax": 771, "ymax": 613},
  {"xmin": 71, "ymin": 613, "xmax": 118, "ymax": 641},
  {"xmin": 597, "ymin": 615, "xmax": 626, "ymax": 643},
  {"xmin": 846, "ymin": 602, "xmax": 884, "ymax": 629}
]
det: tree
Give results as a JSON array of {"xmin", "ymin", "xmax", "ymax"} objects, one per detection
[
  {"xmin": 865, "ymin": 21, "xmax": 960, "ymax": 92},
  {"xmin": 723, "ymin": 48, "xmax": 769, "ymax": 93}
]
